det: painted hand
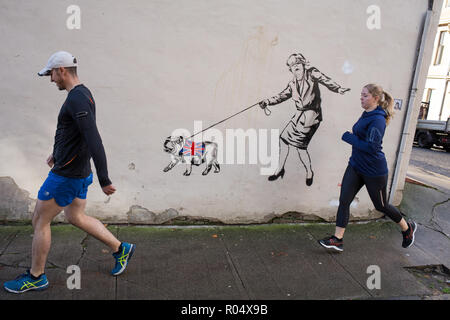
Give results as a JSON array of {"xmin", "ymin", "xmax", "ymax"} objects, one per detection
[
  {"xmin": 259, "ymin": 100, "xmax": 269, "ymax": 109},
  {"xmin": 338, "ymin": 87, "xmax": 351, "ymax": 95}
]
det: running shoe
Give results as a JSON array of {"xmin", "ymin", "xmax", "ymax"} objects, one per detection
[
  {"xmin": 318, "ymin": 235, "xmax": 344, "ymax": 252},
  {"xmin": 4, "ymin": 270, "xmax": 49, "ymax": 294},
  {"xmin": 111, "ymin": 242, "xmax": 135, "ymax": 276},
  {"xmin": 402, "ymin": 221, "xmax": 417, "ymax": 248}
]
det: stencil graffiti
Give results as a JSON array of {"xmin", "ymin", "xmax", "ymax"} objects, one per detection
[
  {"xmin": 163, "ymin": 136, "xmax": 220, "ymax": 176},
  {"xmin": 259, "ymin": 53, "xmax": 350, "ymax": 185}
]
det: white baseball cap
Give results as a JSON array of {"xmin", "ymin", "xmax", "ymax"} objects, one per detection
[{"xmin": 38, "ymin": 51, "xmax": 78, "ymax": 76}]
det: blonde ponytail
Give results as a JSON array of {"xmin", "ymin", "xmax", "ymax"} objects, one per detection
[
  {"xmin": 364, "ymin": 84, "xmax": 395, "ymax": 125},
  {"xmin": 381, "ymin": 91, "xmax": 394, "ymax": 125}
]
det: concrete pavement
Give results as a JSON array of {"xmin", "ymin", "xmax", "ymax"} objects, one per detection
[
  {"xmin": 0, "ymin": 178, "xmax": 449, "ymax": 300},
  {"xmin": 406, "ymin": 146, "xmax": 450, "ymax": 194}
]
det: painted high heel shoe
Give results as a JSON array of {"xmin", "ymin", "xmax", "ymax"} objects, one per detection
[
  {"xmin": 268, "ymin": 168, "xmax": 285, "ymax": 181},
  {"xmin": 306, "ymin": 171, "xmax": 314, "ymax": 186}
]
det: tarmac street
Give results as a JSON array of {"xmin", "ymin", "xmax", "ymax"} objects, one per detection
[{"xmin": 0, "ymin": 149, "xmax": 449, "ymax": 301}]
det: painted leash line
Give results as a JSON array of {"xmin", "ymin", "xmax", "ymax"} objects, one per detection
[{"xmin": 187, "ymin": 102, "xmax": 271, "ymax": 139}]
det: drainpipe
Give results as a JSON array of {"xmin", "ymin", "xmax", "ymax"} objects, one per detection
[{"xmin": 388, "ymin": 9, "xmax": 433, "ymax": 203}]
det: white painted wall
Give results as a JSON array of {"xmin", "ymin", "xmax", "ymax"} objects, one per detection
[{"xmin": 0, "ymin": 0, "xmax": 441, "ymax": 223}]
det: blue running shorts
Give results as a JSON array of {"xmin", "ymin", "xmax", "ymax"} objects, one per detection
[{"xmin": 37, "ymin": 171, "xmax": 93, "ymax": 207}]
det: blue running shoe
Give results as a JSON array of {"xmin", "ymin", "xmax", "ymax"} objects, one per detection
[
  {"xmin": 111, "ymin": 242, "xmax": 135, "ymax": 276},
  {"xmin": 4, "ymin": 270, "xmax": 49, "ymax": 294}
]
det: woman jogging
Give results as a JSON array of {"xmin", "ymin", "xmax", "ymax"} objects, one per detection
[{"xmin": 318, "ymin": 84, "xmax": 417, "ymax": 252}]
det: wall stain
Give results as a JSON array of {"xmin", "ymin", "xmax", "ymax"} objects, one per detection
[
  {"xmin": 213, "ymin": 26, "xmax": 279, "ymax": 127},
  {"xmin": 0, "ymin": 176, "xmax": 34, "ymax": 223}
]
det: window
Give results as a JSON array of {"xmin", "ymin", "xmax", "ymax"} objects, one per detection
[{"xmin": 434, "ymin": 31, "xmax": 446, "ymax": 65}]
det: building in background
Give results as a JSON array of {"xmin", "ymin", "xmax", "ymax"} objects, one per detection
[{"xmin": 421, "ymin": 0, "xmax": 450, "ymax": 120}]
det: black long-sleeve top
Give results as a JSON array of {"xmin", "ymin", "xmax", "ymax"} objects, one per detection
[{"xmin": 51, "ymin": 84, "xmax": 112, "ymax": 187}]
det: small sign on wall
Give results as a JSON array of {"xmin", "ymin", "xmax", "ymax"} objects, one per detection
[{"xmin": 394, "ymin": 99, "xmax": 403, "ymax": 110}]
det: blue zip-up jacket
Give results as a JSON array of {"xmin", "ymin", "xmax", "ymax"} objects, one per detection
[{"xmin": 341, "ymin": 106, "xmax": 388, "ymax": 177}]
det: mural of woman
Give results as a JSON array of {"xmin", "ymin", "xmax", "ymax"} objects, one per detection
[{"xmin": 259, "ymin": 53, "xmax": 350, "ymax": 185}]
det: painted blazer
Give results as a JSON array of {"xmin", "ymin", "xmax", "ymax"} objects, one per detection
[{"xmin": 267, "ymin": 67, "xmax": 342, "ymax": 122}]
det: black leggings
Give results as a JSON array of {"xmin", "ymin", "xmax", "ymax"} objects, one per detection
[{"xmin": 336, "ymin": 165, "xmax": 403, "ymax": 228}]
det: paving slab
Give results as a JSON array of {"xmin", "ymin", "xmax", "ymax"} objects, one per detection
[
  {"xmin": 413, "ymin": 225, "xmax": 450, "ymax": 267},
  {"xmin": 219, "ymin": 225, "xmax": 371, "ymax": 300},
  {"xmin": 0, "ymin": 226, "xmax": 20, "ymax": 255},
  {"xmin": 71, "ymin": 226, "xmax": 119, "ymax": 300},
  {"xmin": 116, "ymin": 226, "xmax": 245, "ymax": 300},
  {"xmin": 305, "ymin": 221, "xmax": 433, "ymax": 299},
  {"xmin": 399, "ymin": 182, "xmax": 450, "ymax": 226},
  {"xmin": 0, "ymin": 266, "xmax": 74, "ymax": 300},
  {"xmin": 0, "ymin": 225, "xmax": 86, "ymax": 300},
  {"xmin": 433, "ymin": 199, "xmax": 450, "ymax": 237},
  {"xmin": 399, "ymin": 182, "xmax": 450, "ymax": 267},
  {"xmin": 0, "ymin": 226, "xmax": 34, "ymax": 268}
]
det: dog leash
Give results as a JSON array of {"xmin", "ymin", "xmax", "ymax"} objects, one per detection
[{"xmin": 187, "ymin": 102, "xmax": 271, "ymax": 139}]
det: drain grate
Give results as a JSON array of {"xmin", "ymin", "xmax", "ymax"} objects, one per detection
[{"xmin": 404, "ymin": 265, "xmax": 450, "ymax": 295}]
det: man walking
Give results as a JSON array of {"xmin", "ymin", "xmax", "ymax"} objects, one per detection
[{"xmin": 4, "ymin": 51, "xmax": 135, "ymax": 293}]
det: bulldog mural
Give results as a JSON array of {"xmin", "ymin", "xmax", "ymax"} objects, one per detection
[{"xmin": 163, "ymin": 136, "xmax": 220, "ymax": 176}]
